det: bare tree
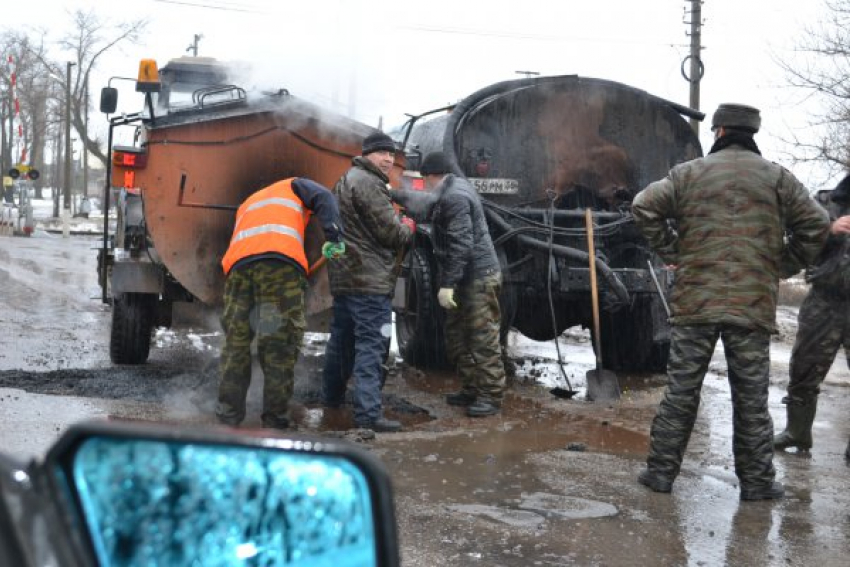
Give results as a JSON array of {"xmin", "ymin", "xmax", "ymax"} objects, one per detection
[
  {"xmin": 780, "ymin": 0, "xmax": 850, "ymax": 176},
  {"xmin": 28, "ymin": 9, "xmax": 146, "ymax": 170},
  {"xmin": 10, "ymin": 33, "xmax": 58, "ymax": 199},
  {"xmin": 62, "ymin": 9, "xmax": 146, "ymax": 168}
]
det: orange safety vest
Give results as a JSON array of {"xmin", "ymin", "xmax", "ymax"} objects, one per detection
[{"xmin": 221, "ymin": 178, "xmax": 313, "ymax": 275}]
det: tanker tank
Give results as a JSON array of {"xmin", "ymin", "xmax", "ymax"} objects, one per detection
[{"xmin": 393, "ymin": 75, "xmax": 703, "ymax": 372}]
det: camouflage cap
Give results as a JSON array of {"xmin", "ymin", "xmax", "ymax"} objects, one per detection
[{"xmin": 711, "ymin": 103, "xmax": 761, "ymax": 133}]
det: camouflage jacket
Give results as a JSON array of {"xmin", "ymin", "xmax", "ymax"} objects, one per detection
[
  {"xmin": 632, "ymin": 145, "xmax": 829, "ymax": 333},
  {"xmin": 328, "ymin": 157, "xmax": 413, "ymax": 296}
]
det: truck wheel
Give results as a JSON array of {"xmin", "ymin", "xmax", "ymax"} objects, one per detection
[
  {"xmin": 394, "ymin": 247, "xmax": 447, "ymax": 369},
  {"xmin": 110, "ymin": 292, "xmax": 156, "ymax": 364},
  {"xmin": 599, "ymin": 296, "xmax": 669, "ymax": 372}
]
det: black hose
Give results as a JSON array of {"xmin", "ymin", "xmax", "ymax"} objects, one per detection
[
  {"xmin": 485, "ymin": 207, "xmax": 630, "ymax": 306},
  {"xmin": 546, "ymin": 191, "xmax": 574, "ymax": 392}
]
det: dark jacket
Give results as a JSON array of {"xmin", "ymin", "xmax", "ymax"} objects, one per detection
[
  {"xmin": 328, "ymin": 157, "xmax": 412, "ymax": 296},
  {"xmin": 396, "ymin": 174, "xmax": 500, "ymax": 289},
  {"xmin": 806, "ymin": 179, "xmax": 850, "ymax": 297}
]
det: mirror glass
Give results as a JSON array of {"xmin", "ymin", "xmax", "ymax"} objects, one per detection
[
  {"xmin": 69, "ymin": 436, "xmax": 377, "ymax": 567},
  {"xmin": 100, "ymin": 87, "xmax": 118, "ymax": 114}
]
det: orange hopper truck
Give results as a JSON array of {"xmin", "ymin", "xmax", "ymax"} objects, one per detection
[{"xmin": 97, "ymin": 57, "xmax": 400, "ymax": 364}]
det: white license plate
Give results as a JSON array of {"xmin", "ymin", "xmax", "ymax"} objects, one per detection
[{"xmin": 470, "ymin": 178, "xmax": 519, "ymax": 194}]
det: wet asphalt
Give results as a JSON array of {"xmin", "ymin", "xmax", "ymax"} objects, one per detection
[{"xmin": 1, "ymin": 231, "xmax": 849, "ymax": 566}]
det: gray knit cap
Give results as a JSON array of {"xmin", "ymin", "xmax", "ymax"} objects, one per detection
[{"xmin": 711, "ymin": 103, "xmax": 761, "ymax": 133}]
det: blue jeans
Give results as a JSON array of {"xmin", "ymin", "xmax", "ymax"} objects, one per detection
[{"xmin": 322, "ymin": 294, "xmax": 392, "ymax": 424}]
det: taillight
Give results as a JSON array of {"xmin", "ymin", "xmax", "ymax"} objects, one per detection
[
  {"xmin": 113, "ymin": 149, "xmax": 147, "ymax": 168},
  {"xmin": 111, "ymin": 146, "xmax": 147, "ymax": 191}
]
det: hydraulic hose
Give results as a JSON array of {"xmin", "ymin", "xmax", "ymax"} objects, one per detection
[{"xmin": 485, "ymin": 206, "xmax": 630, "ymax": 306}]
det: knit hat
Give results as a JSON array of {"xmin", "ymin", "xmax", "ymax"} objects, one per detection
[
  {"xmin": 362, "ymin": 132, "xmax": 396, "ymax": 155},
  {"xmin": 711, "ymin": 103, "xmax": 761, "ymax": 133},
  {"xmin": 419, "ymin": 152, "xmax": 452, "ymax": 175}
]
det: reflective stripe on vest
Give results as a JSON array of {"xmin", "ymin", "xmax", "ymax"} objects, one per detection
[
  {"xmin": 231, "ymin": 223, "xmax": 304, "ymax": 245},
  {"xmin": 221, "ymin": 179, "xmax": 311, "ymax": 275},
  {"xmin": 245, "ymin": 197, "xmax": 303, "ymax": 215}
]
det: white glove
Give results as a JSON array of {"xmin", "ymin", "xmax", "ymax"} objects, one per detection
[{"xmin": 438, "ymin": 288, "xmax": 457, "ymax": 310}]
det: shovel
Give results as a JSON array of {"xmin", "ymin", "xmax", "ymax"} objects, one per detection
[{"xmin": 584, "ymin": 208, "xmax": 621, "ymax": 402}]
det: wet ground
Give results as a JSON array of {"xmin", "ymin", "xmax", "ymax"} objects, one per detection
[{"xmin": 1, "ymin": 231, "xmax": 849, "ymax": 565}]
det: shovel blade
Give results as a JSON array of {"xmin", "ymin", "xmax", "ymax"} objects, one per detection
[{"xmin": 586, "ymin": 368, "xmax": 621, "ymax": 402}]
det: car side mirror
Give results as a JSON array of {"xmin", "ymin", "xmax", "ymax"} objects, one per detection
[
  {"xmin": 17, "ymin": 420, "xmax": 400, "ymax": 566},
  {"xmin": 100, "ymin": 87, "xmax": 118, "ymax": 114}
]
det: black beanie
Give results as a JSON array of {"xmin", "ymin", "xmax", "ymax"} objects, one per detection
[
  {"xmin": 419, "ymin": 152, "xmax": 452, "ymax": 175},
  {"xmin": 362, "ymin": 132, "xmax": 396, "ymax": 155}
]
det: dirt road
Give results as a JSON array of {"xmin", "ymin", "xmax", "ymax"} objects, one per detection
[{"xmin": 1, "ymin": 230, "xmax": 849, "ymax": 566}]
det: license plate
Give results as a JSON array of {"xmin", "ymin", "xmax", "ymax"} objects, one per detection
[{"xmin": 470, "ymin": 178, "xmax": 519, "ymax": 194}]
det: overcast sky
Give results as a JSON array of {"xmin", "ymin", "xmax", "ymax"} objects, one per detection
[{"xmin": 4, "ymin": 0, "xmax": 838, "ymax": 187}]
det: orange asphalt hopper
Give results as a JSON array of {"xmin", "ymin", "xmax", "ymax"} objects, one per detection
[{"xmin": 221, "ymin": 179, "xmax": 313, "ymax": 275}]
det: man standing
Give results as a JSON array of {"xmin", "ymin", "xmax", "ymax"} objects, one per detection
[
  {"xmin": 394, "ymin": 151, "xmax": 506, "ymax": 417},
  {"xmin": 216, "ymin": 177, "xmax": 344, "ymax": 430},
  {"xmin": 323, "ymin": 132, "xmax": 414, "ymax": 433},
  {"xmin": 632, "ymin": 104, "xmax": 830, "ymax": 501},
  {"xmin": 774, "ymin": 173, "xmax": 850, "ymax": 461}
]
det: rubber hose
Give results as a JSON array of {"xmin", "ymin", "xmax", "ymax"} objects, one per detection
[{"xmin": 485, "ymin": 207, "xmax": 630, "ymax": 306}]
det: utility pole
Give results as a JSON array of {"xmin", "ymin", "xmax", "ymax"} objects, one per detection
[
  {"xmin": 63, "ymin": 61, "xmax": 75, "ymax": 238},
  {"xmin": 682, "ymin": 0, "xmax": 704, "ymax": 135},
  {"xmin": 82, "ymin": 76, "xmax": 89, "ymax": 203},
  {"xmin": 186, "ymin": 34, "xmax": 203, "ymax": 57}
]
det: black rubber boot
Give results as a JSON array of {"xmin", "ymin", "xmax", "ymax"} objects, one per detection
[
  {"xmin": 638, "ymin": 469, "xmax": 673, "ymax": 493},
  {"xmin": 740, "ymin": 481, "xmax": 785, "ymax": 501},
  {"xmin": 214, "ymin": 402, "xmax": 243, "ymax": 427},
  {"xmin": 467, "ymin": 398, "xmax": 501, "ymax": 417},
  {"xmin": 355, "ymin": 416, "xmax": 402, "ymax": 433},
  {"xmin": 773, "ymin": 399, "xmax": 817, "ymax": 451},
  {"xmin": 446, "ymin": 390, "xmax": 477, "ymax": 407}
]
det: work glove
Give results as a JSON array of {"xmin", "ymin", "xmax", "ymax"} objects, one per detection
[
  {"xmin": 438, "ymin": 287, "xmax": 457, "ymax": 310},
  {"xmin": 401, "ymin": 215, "xmax": 416, "ymax": 233},
  {"xmin": 322, "ymin": 240, "xmax": 346, "ymax": 260}
]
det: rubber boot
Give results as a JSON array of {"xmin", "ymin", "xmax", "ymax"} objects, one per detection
[
  {"xmin": 740, "ymin": 481, "xmax": 785, "ymax": 501},
  {"xmin": 773, "ymin": 399, "xmax": 817, "ymax": 451}
]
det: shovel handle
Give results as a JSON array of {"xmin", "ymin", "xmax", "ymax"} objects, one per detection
[
  {"xmin": 585, "ymin": 208, "xmax": 603, "ymax": 367},
  {"xmin": 307, "ymin": 255, "xmax": 328, "ymax": 278}
]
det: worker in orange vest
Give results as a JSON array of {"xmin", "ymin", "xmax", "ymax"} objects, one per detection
[{"xmin": 216, "ymin": 177, "xmax": 345, "ymax": 430}]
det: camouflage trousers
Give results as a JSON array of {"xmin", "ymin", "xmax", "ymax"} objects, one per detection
[
  {"xmin": 786, "ymin": 287, "xmax": 850, "ymax": 406},
  {"xmin": 647, "ymin": 324, "xmax": 776, "ymax": 488},
  {"xmin": 218, "ymin": 260, "xmax": 306, "ymax": 426},
  {"xmin": 444, "ymin": 272, "xmax": 506, "ymax": 402}
]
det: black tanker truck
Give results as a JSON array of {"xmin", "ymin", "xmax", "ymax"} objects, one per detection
[{"xmin": 392, "ymin": 75, "xmax": 703, "ymax": 372}]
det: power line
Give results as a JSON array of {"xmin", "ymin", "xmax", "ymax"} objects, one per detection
[
  {"xmin": 151, "ymin": 0, "xmax": 265, "ymax": 13},
  {"xmin": 398, "ymin": 24, "xmax": 678, "ymax": 47}
]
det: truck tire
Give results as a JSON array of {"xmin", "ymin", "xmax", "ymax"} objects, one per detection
[
  {"xmin": 599, "ymin": 296, "xmax": 669, "ymax": 373},
  {"xmin": 110, "ymin": 292, "xmax": 156, "ymax": 364},
  {"xmin": 395, "ymin": 247, "xmax": 447, "ymax": 369}
]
